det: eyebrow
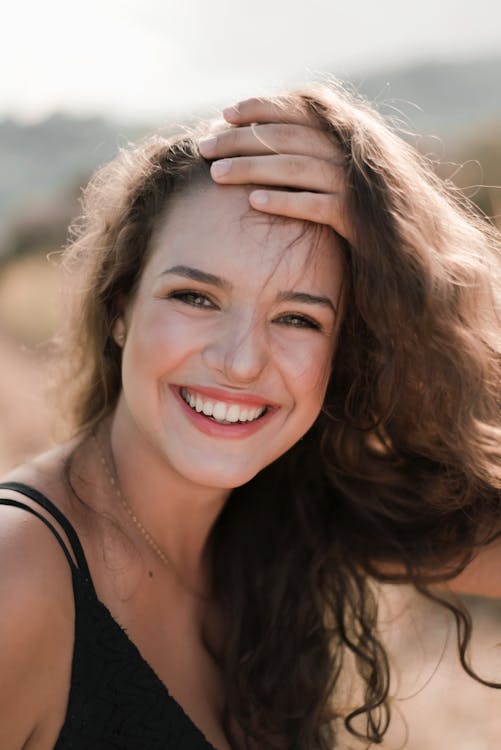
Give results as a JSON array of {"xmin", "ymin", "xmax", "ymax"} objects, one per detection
[
  {"xmin": 161, "ymin": 264, "xmax": 230, "ymax": 289},
  {"xmin": 161, "ymin": 265, "xmax": 337, "ymax": 314},
  {"xmin": 275, "ymin": 291, "xmax": 337, "ymax": 315}
]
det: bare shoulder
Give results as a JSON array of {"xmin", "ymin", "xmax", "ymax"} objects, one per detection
[{"xmin": 0, "ymin": 463, "xmax": 77, "ymax": 749}]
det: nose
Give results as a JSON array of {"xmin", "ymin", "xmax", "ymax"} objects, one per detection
[{"xmin": 202, "ymin": 313, "xmax": 269, "ymax": 385}]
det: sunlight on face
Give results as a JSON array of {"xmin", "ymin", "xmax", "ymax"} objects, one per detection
[{"xmin": 115, "ymin": 183, "xmax": 345, "ymax": 491}]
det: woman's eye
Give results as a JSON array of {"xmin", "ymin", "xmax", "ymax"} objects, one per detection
[
  {"xmin": 276, "ymin": 314, "xmax": 321, "ymax": 330},
  {"xmin": 170, "ymin": 291, "xmax": 215, "ymax": 308}
]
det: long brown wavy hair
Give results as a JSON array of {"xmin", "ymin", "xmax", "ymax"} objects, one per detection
[{"xmin": 58, "ymin": 83, "xmax": 501, "ymax": 748}]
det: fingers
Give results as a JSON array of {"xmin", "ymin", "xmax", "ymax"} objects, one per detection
[
  {"xmin": 223, "ymin": 96, "xmax": 316, "ymax": 127},
  {"xmin": 210, "ymin": 154, "xmax": 345, "ymax": 195},
  {"xmin": 199, "ymin": 123, "xmax": 341, "ymax": 162},
  {"xmin": 197, "ymin": 95, "xmax": 352, "ymax": 243},
  {"xmin": 249, "ymin": 190, "xmax": 352, "ymax": 244}
]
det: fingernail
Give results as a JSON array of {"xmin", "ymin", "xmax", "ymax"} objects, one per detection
[
  {"xmin": 223, "ymin": 105, "xmax": 240, "ymax": 121},
  {"xmin": 198, "ymin": 136, "xmax": 217, "ymax": 156},
  {"xmin": 250, "ymin": 190, "xmax": 268, "ymax": 206},
  {"xmin": 211, "ymin": 159, "xmax": 231, "ymax": 177}
]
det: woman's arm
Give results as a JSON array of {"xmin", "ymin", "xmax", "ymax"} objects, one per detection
[
  {"xmin": 447, "ymin": 538, "xmax": 501, "ymax": 598},
  {"xmin": 201, "ymin": 95, "xmax": 501, "ymax": 602},
  {"xmin": 0, "ymin": 504, "xmax": 74, "ymax": 749}
]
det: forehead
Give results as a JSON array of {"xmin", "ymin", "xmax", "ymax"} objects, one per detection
[{"xmin": 146, "ymin": 184, "xmax": 344, "ymax": 293}]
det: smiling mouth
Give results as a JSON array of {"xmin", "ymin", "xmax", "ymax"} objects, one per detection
[{"xmin": 179, "ymin": 387, "xmax": 269, "ymax": 425}]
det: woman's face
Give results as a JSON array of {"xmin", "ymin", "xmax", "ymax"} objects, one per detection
[{"xmin": 115, "ymin": 183, "xmax": 344, "ymax": 490}]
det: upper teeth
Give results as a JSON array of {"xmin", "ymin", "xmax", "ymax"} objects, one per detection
[{"xmin": 180, "ymin": 388, "xmax": 267, "ymax": 423}]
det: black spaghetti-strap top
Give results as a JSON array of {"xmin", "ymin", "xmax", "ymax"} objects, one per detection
[{"xmin": 0, "ymin": 482, "xmax": 217, "ymax": 750}]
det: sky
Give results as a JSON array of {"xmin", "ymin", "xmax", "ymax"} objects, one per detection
[{"xmin": 2, "ymin": 0, "xmax": 500, "ymax": 124}]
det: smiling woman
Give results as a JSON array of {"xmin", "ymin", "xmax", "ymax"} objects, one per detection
[
  {"xmin": 0, "ymin": 83, "xmax": 500, "ymax": 750},
  {"xmin": 112, "ymin": 184, "xmax": 343, "ymax": 490}
]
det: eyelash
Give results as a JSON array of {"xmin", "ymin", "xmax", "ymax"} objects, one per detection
[
  {"xmin": 168, "ymin": 290, "xmax": 322, "ymax": 331},
  {"xmin": 169, "ymin": 290, "xmax": 215, "ymax": 308},
  {"xmin": 276, "ymin": 314, "xmax": 321, "ymax": 330}
]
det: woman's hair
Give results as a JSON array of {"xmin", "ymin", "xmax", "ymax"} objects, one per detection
[{"xmin": 59, "ymin": 82, "xmax": 501, "ymax": 749}]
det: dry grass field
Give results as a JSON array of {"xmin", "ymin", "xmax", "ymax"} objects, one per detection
[
  {"xmin": 0, "ymin": 252, "xmax": 60, "ymax": 472},
  {"xmin": 360, "ymin": 587, "xmax": 501, "ymax": 749},
  {"xmin": 0, "ymin": 252, "xmax": 500, "ymax": 748}
]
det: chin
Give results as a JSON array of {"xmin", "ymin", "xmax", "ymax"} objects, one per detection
[
  {"xmin": 186, "ymin": 466, "xmax": 261, "ymax": 491},
  {"xmin": 170, "ymin": 453, "xmax": 267, "ymax": 491}
]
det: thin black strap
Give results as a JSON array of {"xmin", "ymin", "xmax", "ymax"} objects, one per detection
[
  {"xmin": 0, "ymin": 481, "xmax": 94, "ymax": 590},
  {"xmin": 0, "ymin": 499, "xmax": 78, "ymax": 572}
]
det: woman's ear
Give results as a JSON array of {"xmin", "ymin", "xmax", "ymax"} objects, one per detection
[
  {"xmin": 112, "ymin": 294, "xmax": 129, "ymax": 347},
  {"xmin": 112, "ymin": 317, "xmax": 126, "ymax": 347}
]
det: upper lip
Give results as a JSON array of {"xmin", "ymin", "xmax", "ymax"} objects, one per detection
[{"xmin": 174, "ymin": 384, "xmax": 280, "ymax": 408}]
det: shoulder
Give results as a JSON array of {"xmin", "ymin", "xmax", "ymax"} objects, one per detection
[
  {"xmin": 0, "ymin": 439, "xmax": 88, "ymax": 538},
  {"xmin": 0, "ymin": 447, "xmax": 81, "ymax": 619},
  {"xmin": 0, "ymin": 484, "xmax": 76, "ymax": 748},
  {"xmin": 0, "ymin": 482, "xmax": 77, "ymax": 588}
]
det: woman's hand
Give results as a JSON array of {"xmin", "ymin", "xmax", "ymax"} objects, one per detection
[{"xmin": 198, "ymin": 96, "xmax": 351, "ymax": 243}]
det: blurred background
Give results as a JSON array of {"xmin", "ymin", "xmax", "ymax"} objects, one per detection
[{"xmin": 1, "ymin": 1, "xmax": 500, "ymax": 745}]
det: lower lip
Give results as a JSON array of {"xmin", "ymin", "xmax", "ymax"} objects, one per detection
[{"xmin": 170, "ymin": 386, "xmax": 278, "ymax": 439}]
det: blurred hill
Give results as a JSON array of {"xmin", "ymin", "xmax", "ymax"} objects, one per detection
[
  {"xmin": 0, "ymin": 113, "xmax": 121, "ymax": 219},
  {"xmin": 0, "ymin": 57, "xmax": 500, "ymax": 261},
  {"xmin": 0, "ymin": 113, "xmax": 146, "ymax": 258},
  {"xmin": 353, "ymin": 56, "xmax": 501, "ymax": 135}
]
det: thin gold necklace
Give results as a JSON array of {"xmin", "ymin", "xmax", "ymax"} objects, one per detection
[
  {"xmin": 92, "ymin": 431, "xmax": 209, "ymax": 601},
  {"xmin": 92, "ymin": 432, "xmax": 172, "ymax": 569}
]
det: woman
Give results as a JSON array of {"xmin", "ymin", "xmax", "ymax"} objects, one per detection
[{"xmin": 0, "ymin": 84, "xmax": 499, "ymax": 750}]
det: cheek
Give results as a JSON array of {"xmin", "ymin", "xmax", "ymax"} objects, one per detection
[
  {"xmin": 272, "ymin": 334, "xmax": 334, "ymax": 406},
  {"xmin": 125, "ymin": 305, "xmax": 207, "ymax": 374}
]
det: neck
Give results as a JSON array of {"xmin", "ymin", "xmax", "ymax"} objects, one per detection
[{"xmin": 96, "ymin": 408, "xmax": 230, "ymax": 594}]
